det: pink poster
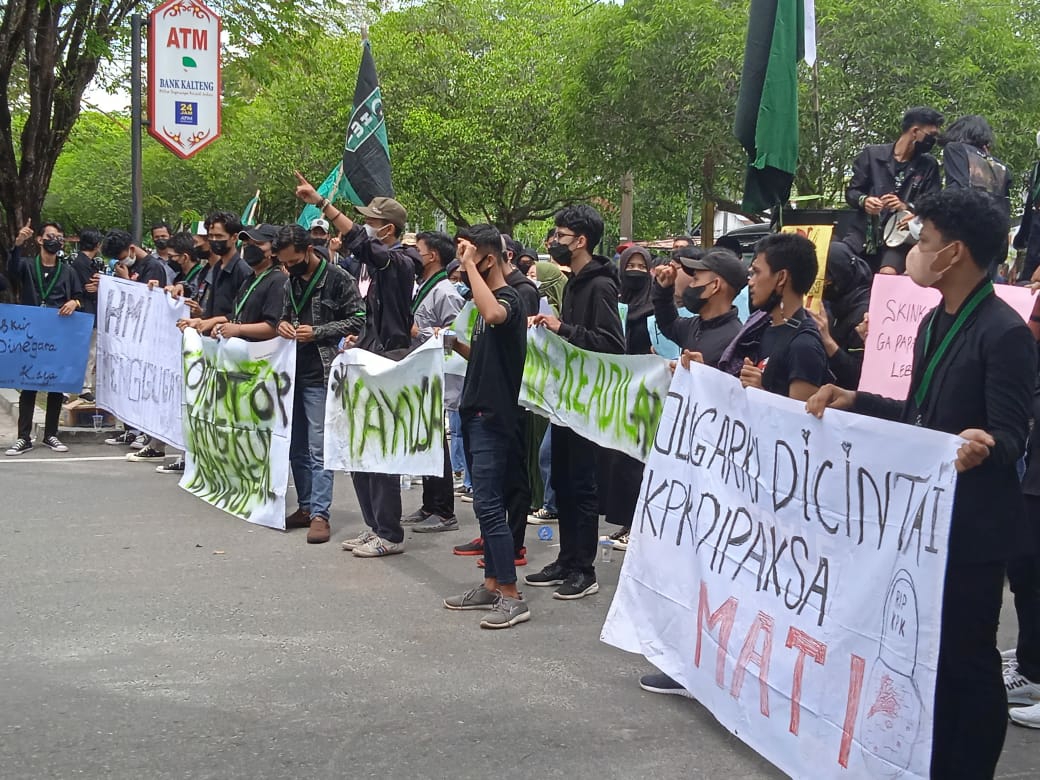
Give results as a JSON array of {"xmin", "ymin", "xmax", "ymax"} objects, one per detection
[{"xmin": 858, "ymin": 274, "xmax": 1035, "ymax": 400}]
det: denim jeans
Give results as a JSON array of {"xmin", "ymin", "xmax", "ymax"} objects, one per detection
[
  {"xmin": 289, "ymin": 384, "xmax": 334, "ymax": 519},
  {"xmin": 538, "ymin": 425, "xmax": 555, "ymax": 512},
  {"xmin": 448, "ymin": 410, "xmax": 471, "ymax": 488},
  {"xmin": 463, "ymin": 412, "xmax": 515, "ymax": 586}
]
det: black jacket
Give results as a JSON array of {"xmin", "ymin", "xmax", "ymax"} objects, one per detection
[
  {"xmin": 346, "ymin": 225, "xmax": 421, "ymax": 356},
  {"xmin": 842, "ymin": 143, "xmax": 941, "ymax": 256},
  {"xmin": 7, "ymin": 247, "xmax": 82, "ymax": 307},
  {"xmin": 651, "ymin": 279, "xmax": 742, "ymax": 367},
  {"xmin": 280, "ymin": 263, "xmax": 365, "ymax": 385},
  {"xmin": 853, "ymin": 282, "xmax": 1035, "ymax": 564},
  {"xmin": 557, "ymin": 255, "xmax": 625, "ymax": 355},
  {"xmin": 69, "ymin": 250, "xmax": 101, "ymax": 316},
  {"xmin": 506, "ymin": 268, "xmax": 539, "ymax": 317}
]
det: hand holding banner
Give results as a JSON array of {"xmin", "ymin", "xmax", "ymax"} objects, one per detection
[{"xmin": 0, "ymin": 304, "xmax": 93, "ymax": 393}]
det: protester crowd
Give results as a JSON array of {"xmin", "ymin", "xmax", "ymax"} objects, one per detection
[{"xmin": 5, "ymin": 107, "xmax": 1040, "ymax": 775}]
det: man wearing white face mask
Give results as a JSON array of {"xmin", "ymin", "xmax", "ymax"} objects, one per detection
[{"xmin": 807, "ymin": 188, "xmax": 1035, "ymax": 778}]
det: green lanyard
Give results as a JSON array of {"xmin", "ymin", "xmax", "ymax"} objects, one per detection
[
  {"xmin": 232, "ymin": 267, "xmax": 276, "ymax": 322},
  {"xmin": 912, "ymin": 281, "xmax": 993, "ymax": 410},
  {"xmin": 35, "ymin": 256, "xmax": 62, "ymax": 304},
  {"xmin": 288, "ymin": 259, "xmax": 327, "ymax": 324},
  {"xmin": 411, "ymin": 269, "xmax": 447, "ymax": 314},
  {"xmin": 183, "ymin": 262, "xmax": 203, "ymax": 285}
]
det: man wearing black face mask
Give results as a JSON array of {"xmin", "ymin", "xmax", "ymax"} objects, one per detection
[
  {"xmin": 201, "ymin": 211, "xmax": 251, "ymax": 320},
  {"xmin": 652, "ymin": 247, "xmax": 745, "ymax": 367},
  {"xmin": 842, "ymin": 106, "xmax": 944, "ymax": 274},
  {"xmin": 275, "ymin": 224, "xmax": 365, "ymax": 545},
  {"xmin": 148, "ymin": 222, "xmax": 176, "ymax": 284},
  {"xmin": 527, "ymin": 204, "xmax": 625, "ymax": 601}
]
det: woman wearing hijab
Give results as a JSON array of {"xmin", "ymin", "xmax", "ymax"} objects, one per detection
[
  {"xmin": 618, "ymin": 245, "xmax": 655, "ymax": 354},
  {"xmin": 529, "ymin": 260, "xmax": 566, "ymax": 316},
  {"xmin": 600, "ymin": 245, "xmax": 657, "ymax": 550}
]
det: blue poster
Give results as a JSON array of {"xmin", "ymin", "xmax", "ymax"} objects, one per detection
[{"xmin": 0, "ymin": 305, "xmax": 93, "ymax": 393}]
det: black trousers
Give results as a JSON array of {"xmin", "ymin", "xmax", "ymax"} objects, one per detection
[
  {"xmin": 421, "ymin": 430, "xmax": 455, "ymax": 519},
  {"xmin": 930, "ymin": 560, "xmax": 1007, "ymax": 779},
  {"xmin": 551, "ymin": 424, "xmax": 600, "ymax": 577},
  {"xmin": 504, "ymin": 411, "xmax": 532, "ymax": 556},
  {"xmin": 604, "ymin": 450, "xmax": 644, "ymax": 529},
  {"xmin": 18, "ymin": 390, "xmax": 62, "ymax": 440},
  {"xmin": 1008, "ymin": 495, "xmax": 1040, "ymax": 681},
  {"xmin": 351, "ymin": 472, "xmax": 403, "ymax": 544}
]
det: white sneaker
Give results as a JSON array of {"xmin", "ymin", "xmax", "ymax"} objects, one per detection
[
  {"xmin": 1004, "ymin": 666, "xmax": 1040, "ymax": 705},
  {"xmin": 352, "ymin": 536, "xmax": 405, "ymax": 558},
  {"xmin": 1010, "ymin": 701, "xmax": 1040, "ymax": 728},
  {"xmin": 340, "ymin": 529, "xmax": 376, "ymax": 551}
]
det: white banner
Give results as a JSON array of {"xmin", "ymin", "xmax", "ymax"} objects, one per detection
[
  {"xmin": 324, "ymin": 338, "xmax": 445, "ymax": 476},
  {"xmin": 96, "ymin": 275, "xmax": 188, "ymax": 449},
  {"xmin": 180, "ymin": 330, "xmax": 296, "ymax": 529},
  {"xmin": 602, "ymin": 362, "xmax": 960, "ymax": 780},
  {"xmin": 520, "ymin": 327, "xmax": 673, "ymax": 462}
]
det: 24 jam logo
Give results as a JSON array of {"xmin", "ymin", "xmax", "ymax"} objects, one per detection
[{"xmin": 176, "ymin": 101, "xmax": 198, "ymax": 125}]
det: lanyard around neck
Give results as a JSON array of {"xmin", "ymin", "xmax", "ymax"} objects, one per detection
[
  {"xmin": 412, "ymin": 270, "xmax": 447, "ymax": 314},
  {"xmin": 233, "ymin": 267, "xmax": 275, "ymax": 321},
  {"xmin": 36, "ymin": 256, "xmax": 62, "ymax": 302},
  {"xmin": 912, "ymin": 281, "xmax": 993, "ymax": 409},
  {"xmin": 288, "ymin": 259, "xmax": 327, "ymax": 317}
]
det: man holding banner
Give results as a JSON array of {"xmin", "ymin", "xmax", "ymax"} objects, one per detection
[
  {"xmin": 809, "ymin": 188, "xmax": 1035, "ymax": 777},
  {"xmin": 275, "ymin": 225, "xmax": 366, "ymax": 545},
  {"xmin": 5, "ymin": 221, "xmax": 84, "ymax": 455},
  {"xmin": 527, "ymin": 205, "xmax": 625, "ymax": 600}
]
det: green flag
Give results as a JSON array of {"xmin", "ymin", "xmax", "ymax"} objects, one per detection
[
  {"xmin": 241, "ymin": 190, "xmax": 260, "ymax": 226},
  {"xmin": 734, "ymin": 0, "xmax": 807, "ymax": 213},
  {"xmin": 297, "ymin": 165, "xmax": 345, "ymax": 227}
]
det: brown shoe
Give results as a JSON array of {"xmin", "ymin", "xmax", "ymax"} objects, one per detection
[
  {"xmin": 307, "ymin": 517, "xmax": 331, "ymax": 544},
  {"xmin": 285, "ymin": 507, "xmax": 310, "ymax": 529}
]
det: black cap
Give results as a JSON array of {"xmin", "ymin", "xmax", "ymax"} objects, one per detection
[
  {"xmin": 239, "ymin": 223, "xmax": 280, "ymax": 242},
  {"xmin": 678, "ymin": 247, "xmax": 747, "ymax": 292}
]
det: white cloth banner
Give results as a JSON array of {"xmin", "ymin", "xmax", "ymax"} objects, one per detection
[
  {"xmin": 96, "ymin": 276, "xmax": 188, "ymax": 449},
  {"xmin": 179, "ymin": 329, "xmax": 296, "ymax": 530},
  {"xmin": 324, "ymin": 338, "xmax": 445, "ymax": 476},
  {"xmin": 602, "ymin": 362, "xmax": 960, "ymax": 780},
  {"xmin": 519, "ymin": 327, "xmax": 673, "ymax": 462}
]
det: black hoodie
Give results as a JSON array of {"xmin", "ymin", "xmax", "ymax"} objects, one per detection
[{"xmin": 556, "ymin": 255, "xmax": 625, "ymax": 355}]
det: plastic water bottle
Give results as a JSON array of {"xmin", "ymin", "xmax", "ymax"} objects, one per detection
[
  {"xmin": 400, "ymin": 475, "xmax": 411, "ymax": 491},
  {"xmin": 537, "ymin": 526, "xmax": 554, "ymax": 542},
  {"xmin": 599, "ymin": 539, "xmax": 615, "ymax": 563}
]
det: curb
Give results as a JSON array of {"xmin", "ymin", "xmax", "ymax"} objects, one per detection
[{"xmin": 0, "ymin": 388, "xmax": 121, "ymax": 443}]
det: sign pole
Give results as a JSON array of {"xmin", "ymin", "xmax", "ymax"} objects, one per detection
[{"xmin": 130, "ymin": 12, "xmax": 144, "ymax": 246}]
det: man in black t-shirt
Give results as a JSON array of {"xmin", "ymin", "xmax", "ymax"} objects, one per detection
[
  {"xmin": 735, "ymin": 233, "xmax": 828, "ymax": 401},
  {"xmin": 443, "ymin": 224, "xmax": 530, "ymax": 629},
  {"xmin": 201, "ymin": 211, "xmax": 252, "ymax": 319}
]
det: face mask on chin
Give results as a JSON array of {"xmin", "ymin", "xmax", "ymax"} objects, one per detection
[{"xmin": 906, "ymin": 243, "xmax": 954, "ymax": 288}]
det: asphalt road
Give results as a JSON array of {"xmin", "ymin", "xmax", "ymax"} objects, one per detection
[{"xmin": 0, "ymin": 440, "xmax": 1037, "ymax": 779}]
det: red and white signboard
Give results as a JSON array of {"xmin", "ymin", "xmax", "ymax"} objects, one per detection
[{"xmin": 147, "ymin": 0, "xmax": 221, "ymax": 158}]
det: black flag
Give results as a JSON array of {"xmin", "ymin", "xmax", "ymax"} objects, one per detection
[{"xmin": 341, "ymin": 39, "xmax": 394, "ymax": 205}]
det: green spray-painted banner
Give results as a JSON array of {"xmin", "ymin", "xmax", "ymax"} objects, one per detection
[{"xmin": 519, "ymin": 327, "xmax": 672, "ymax": 462}]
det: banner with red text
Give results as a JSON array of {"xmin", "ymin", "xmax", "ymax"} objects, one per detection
[
  {"xmin": 602, "ymin": 361, "xmax": 960, "ymax": 780},
  {"xmin": 858, "ymin": 274, "xmax": 1033, "ymax": 399}
]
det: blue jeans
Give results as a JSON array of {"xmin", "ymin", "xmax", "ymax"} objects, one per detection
[
  {"xmin": 539, "ymin": 426, "xmax": 555, "ymax": 512},
  {"xmin": 289, "ymin": 384, "xmax": 334, "ymax": 519},
  {"xmin": 463, "ymin": 413, "xmax": 515, "ymax": 586},
  {"xmin": 448, "ymin": 410, "xmax": 471, "ymax": 488}
]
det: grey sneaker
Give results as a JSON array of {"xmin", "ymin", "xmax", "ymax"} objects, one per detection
[
  {"xmin": 480, "ymin": 594, "xmax": 530, "ymax": 629},
  {"xmin": 443, "ymin": 584, "xmax": 499, "ymax": 611},
  {"xmin": 341, "ymin": 529, "xmax": 377, "ymax": 551},
  {"xmin": 412, "ymin": 514, "xmax": 459, "ymax": 533},
  {"xmin": 352, "ymin": 535, "xmax": 405, "ymax": 558},
  {"xmin": 401, "ymin": 508, "xmax": 429, "ymax": 526}
]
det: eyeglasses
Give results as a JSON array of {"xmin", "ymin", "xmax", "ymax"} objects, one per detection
[{"xmin": 554, "ymin": 230, "xmax": 575, "ymax": 241}]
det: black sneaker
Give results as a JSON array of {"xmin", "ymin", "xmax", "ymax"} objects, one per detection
[
  {"xmin": 524, "ymin": 561, "xmax": 568, "ymax": 587},
  {"xmin": 639, "ymin": 672, "xmax": 693, "ymax": 698},
  {"xmin": 5, "ymin": 438, "xmax": 33, "ymax": 456},
  {"xmin": 105, "ymin": 430, "xmax": 137, "ymax": 446},
  {"xmin": 553, "ymin": 571, "xmax": 599, "ymax": 600}
]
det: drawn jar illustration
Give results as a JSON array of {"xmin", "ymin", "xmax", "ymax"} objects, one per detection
[{"xmin": 859, "ymin": 569, "xmax": 924, "ymax": 777}]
